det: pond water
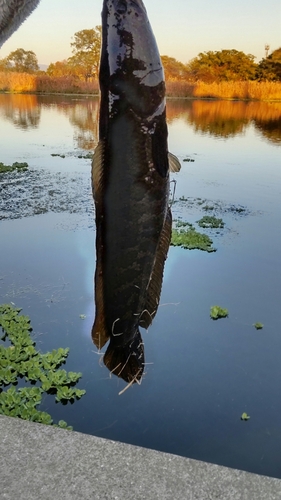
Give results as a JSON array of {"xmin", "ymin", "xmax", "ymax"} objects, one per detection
[{"xmin": 1, "ymin": 94, "xmax": 281, "ymax": 479}]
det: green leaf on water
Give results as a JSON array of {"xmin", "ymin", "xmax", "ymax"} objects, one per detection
[
  {"xmin": 241, "ymin": 412, "xmax": 250, "ymax": 421},
  {"xmin": 0, "ymin": 303, "xmax": 86, "ymax": 430},
  {"xmin": 210, "ymin": 306, "xmax": 229, "ymax": 320},
  {"xmin": 253, "ymin": 322, "xmax": 263, "ymax": 330}
]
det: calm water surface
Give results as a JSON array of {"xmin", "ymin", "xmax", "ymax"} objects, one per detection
[{"xmin": 0, "ymin": 94, "xmax": 281, "ymax": 478}]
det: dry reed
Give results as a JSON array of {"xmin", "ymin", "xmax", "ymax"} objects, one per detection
[{"xmin": 0, "ymin": 71, "xmax": 280, "ymax": 100}]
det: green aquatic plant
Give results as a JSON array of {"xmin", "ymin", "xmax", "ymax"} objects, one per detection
[
  {"xmin": 202, "ymin": 205, "xmax": 215, "ymax": 211},
  {"xmin": 0, "ymin": 304, "xmax": 86, "ymax": 428},
  {"xmin": 175, "ymin": 220, "xmax": 193, "ymax": 229},
  {"xmin": 171, "ymin": 225, "xmax": 216, "ymax": 252},
  {"xmin": 77, "ymin": 153, "xmax": 93, "ymax": 159},
  {"xmin": 50, "ymin": 153, "xmax": 65, "ymax": 158},
  {"xmin": 0, "ymin": 162, "xmax": 28, "ymax": 174},
  {"xmin": 253, "ymin": 322, "xmax": 264, "ymax": 330},
  {"xmin": 210, "ymin": 305, "xmax": 229, "ymax": 320},
  {"xmin": 241, "ymin": 412, "xmax": 250, "ymax": 421},
  {"xmin": 197, "ymin": 216, "xmax": 225, "ymax": 229}
]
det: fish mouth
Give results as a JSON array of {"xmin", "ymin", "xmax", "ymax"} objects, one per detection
[{"xmin": 103, "ymin": 0, "xmax": 164, "ymax": 100}]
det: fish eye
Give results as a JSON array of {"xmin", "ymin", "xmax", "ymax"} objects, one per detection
[{"xmin": 116, "ymin": 0, "xmax": 127, "ymax": 13}]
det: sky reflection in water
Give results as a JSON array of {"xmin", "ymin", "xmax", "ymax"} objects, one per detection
[{"xmin": 0, "ymin": 95, "xmax": 281, "ymax": 478}]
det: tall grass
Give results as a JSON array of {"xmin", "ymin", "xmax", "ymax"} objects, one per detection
[
  {"xmin": 0, "ymin": 72, "xmax": 37, "ymax": 92},
  {"xmin": 166, "ymin": 80, "xmax": 281, "ymax": 100},
  {"xmin": 0, "ymin": 72, "xmax": 99, "ymax": 94},
  {"xmin": 0, "ymin": 71, "xmax": 281, "ymax": 100},
  {"xmin": 36, "ymin": 75, "xmax": 99, "ymax": 94}
]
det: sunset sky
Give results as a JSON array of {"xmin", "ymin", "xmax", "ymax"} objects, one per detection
[{"xmin": 0, "ymin": 0, "xmax": 280, "ymax": 67}]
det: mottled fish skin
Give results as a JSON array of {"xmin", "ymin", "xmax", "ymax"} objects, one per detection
[{"xmin": 92, "ymin": 0, "xmax": 174, "ymax": 383}]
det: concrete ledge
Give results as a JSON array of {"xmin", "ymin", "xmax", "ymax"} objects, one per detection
[{"xmin": 1, "ymin": 415, "xmax": 281, "ymax": 499}]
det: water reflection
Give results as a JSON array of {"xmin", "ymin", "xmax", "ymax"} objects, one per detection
[
  {"xmin": 0, "ymin": 94, "xmax": 280, "ymax": 145},
  {"xmin": 49, "ymin": 98, "xmax": 99, "ymax": 150},
  {"xmin": 166, "ymin": 99, "xmax": 281, "ymax": 143},
  {"xmin": 0, "ymin": 94, "xmax": 41, "ymax": 129}
]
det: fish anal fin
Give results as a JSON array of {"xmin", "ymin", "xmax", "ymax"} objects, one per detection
[
  {"xmin": 92, "ymin": 238, "xmax": 110, "ymax": 349},
  {"xmin": 139, "ymin": 208, "xmax": 172, "ymax": 330},
  {"xmin": 91, "ymin": 138, "xmax": 109, "ymax": 349},
  {"xmin": 91, "ymin": 263, "xmax": 110, "ymax": 349},
  {"xmin": 168, "ymin": 152, "xmax": 181, "ymax": 173},
  {"xmin": 92, "ymin": 139, "xmax": 105, "ymax": 203}
]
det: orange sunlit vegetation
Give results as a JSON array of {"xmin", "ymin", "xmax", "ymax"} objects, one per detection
[
  {"xmin": 1, "ymin": 92, "xmax": 280, "ymax": 144},
  {"xmin": 166, "ymin": 99, "xmax": 281, "ymax": 142},
  {"xmin": 166, "ymin": 99, "xmax": 281, "ymax": 124},
  {"xmin": 0, "ymin": 23, "xmax": 281, "ymax": 99},
  {"xmin": 0, "ymin": 32, "xmax": 281, "ymax": 100},
  {"xmin": 166, "ymin": 80, "xmax": 281, "ymax": 100},
  {"xmin": 0, "ymin": 72, "xmax": 99, "ymax": 94},
  {"xmin": 1, "ymin": 71, "xmax": 281, "ymax": 100}
]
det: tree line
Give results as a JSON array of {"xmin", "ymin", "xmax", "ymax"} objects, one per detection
[{"xmin": 0, "ymin": 26, "xmax": 280, "ymax": 82}]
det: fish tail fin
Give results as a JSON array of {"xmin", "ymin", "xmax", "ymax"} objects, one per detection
[{"xmin": 103, "ymin": 329, "xmax": 144, "ymax": 384}]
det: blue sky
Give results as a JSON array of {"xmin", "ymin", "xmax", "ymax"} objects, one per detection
[{"xmin": 0, "ymin": 0, "xmax": 280, "ymax": 66}]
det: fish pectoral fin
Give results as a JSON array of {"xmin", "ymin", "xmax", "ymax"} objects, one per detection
[
  {"xmin": 139, "ymin": 208, "xmax": 172, "ymax": 330},
  {"xmin": 168, "ymin": 152, "xmax": 181, "ymax": 172},
  {"xmin": 92, "ymin": 139, "xmax": 105, "ymax": 201}
]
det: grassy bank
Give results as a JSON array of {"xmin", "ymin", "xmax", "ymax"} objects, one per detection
[
  {"xmin": 1, "ymin": 72, "xmax": 281, "ymax": 100},
  {"xmin": 166, "ymin": 80, "xmax": 281, "ymax": 100},
  {"xmin": 0, "ymin": 72, "xmax": 99, "ymax": 94}
]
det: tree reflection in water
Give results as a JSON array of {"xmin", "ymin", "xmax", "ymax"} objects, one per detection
[
  {"xmin": 0, "ymin": 95, "xmax": 280, "ymax": 145},
  {"xmin": 166, "ymin": 99, "xmax": 281, "ymax": 143},
  {"xmin": 0, "ymin": 94, "xmax": 40, "ymax": 129}
]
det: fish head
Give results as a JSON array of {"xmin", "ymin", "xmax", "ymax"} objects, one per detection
[{"xmin": 100, "ymin": 0, "xmax": 165, "ymax": 117}]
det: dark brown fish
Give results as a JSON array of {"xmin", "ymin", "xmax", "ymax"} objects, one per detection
[{"xmin": 92, "ymin": 0, "xmax": 180, "ymax": 384}]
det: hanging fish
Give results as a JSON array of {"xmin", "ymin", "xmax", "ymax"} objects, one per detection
[{"xmin": 92, "ymin": 0, "xmax": 180, "ymax": 384}]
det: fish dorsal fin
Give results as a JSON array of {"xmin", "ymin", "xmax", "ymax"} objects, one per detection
[
  {"xmin": 168, "ymin": 152, "xmax": 181, "ymax": 173},
  {"xmin": 139, "ymin": 208, "xmax": 172, "ymax": 330}
]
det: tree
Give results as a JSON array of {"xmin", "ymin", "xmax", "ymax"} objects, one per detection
[
  {"xmin": 257, "ymin": 47, "xmax": 281, "ymax": 81},
  {"xmin": 187, "ymin": 50, "xmax": 257, "ymax": 82},
  {"xmin": 6, "ymin": 48, "xmax": 39, "ymax": 73},
  {"xmin": 46, "ymin": 60, "xmax": 76, "ymax": 78},
  {"xmin": 161, "ymin": 55, "xmax": 190, "ymax": 81},
  {"xmin": 0, "ymin": 57, "xmax": 10, "ymax": 72},
  {"xmin": 68, "ymin": 27, "xmax": 101, "ymax": 81}
]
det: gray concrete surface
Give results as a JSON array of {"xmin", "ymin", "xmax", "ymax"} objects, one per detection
[{"xmin": 1, "ymin": 415, "xmax": 281, "ymax": 500}]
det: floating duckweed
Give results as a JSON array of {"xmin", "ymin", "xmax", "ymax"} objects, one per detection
[
  {"xmin": 50, "ymin": 153, "xmax": 65, "ymax": 158},
  {"xmin": 175, "ymin": 220, "xmax": 193, "ymax": 228},
  {"xmin": 241, "ymin": 412, "xmax": 250, "ymax": 421},
  {"xmin": 197, "ymin": 216, "xmax": 225, "ymax": 229},
  {"xmin": 171, "ymin": 226, "xmax": 216, "ymax": 252},
  {"xmin": 254, "ymin": 322, "xmax": 264, "ymax": 330},
  {"xmin": 0, "ymin": 304, "xmax": 86, "ymax": 428},
  {"xmin": 77, "ymin": 153, "xmax": 93, "ymax": 159},
  {"xmin": 210, "ymin": 305, "xmax": 229, "ymax": 320},
  {"xmin": 202, "ymin": 205, "xmax": 215, "ymax": 211},
  {"xmin": 0, "ymin": 162, "xmax": 28, "ymax": 174}
]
